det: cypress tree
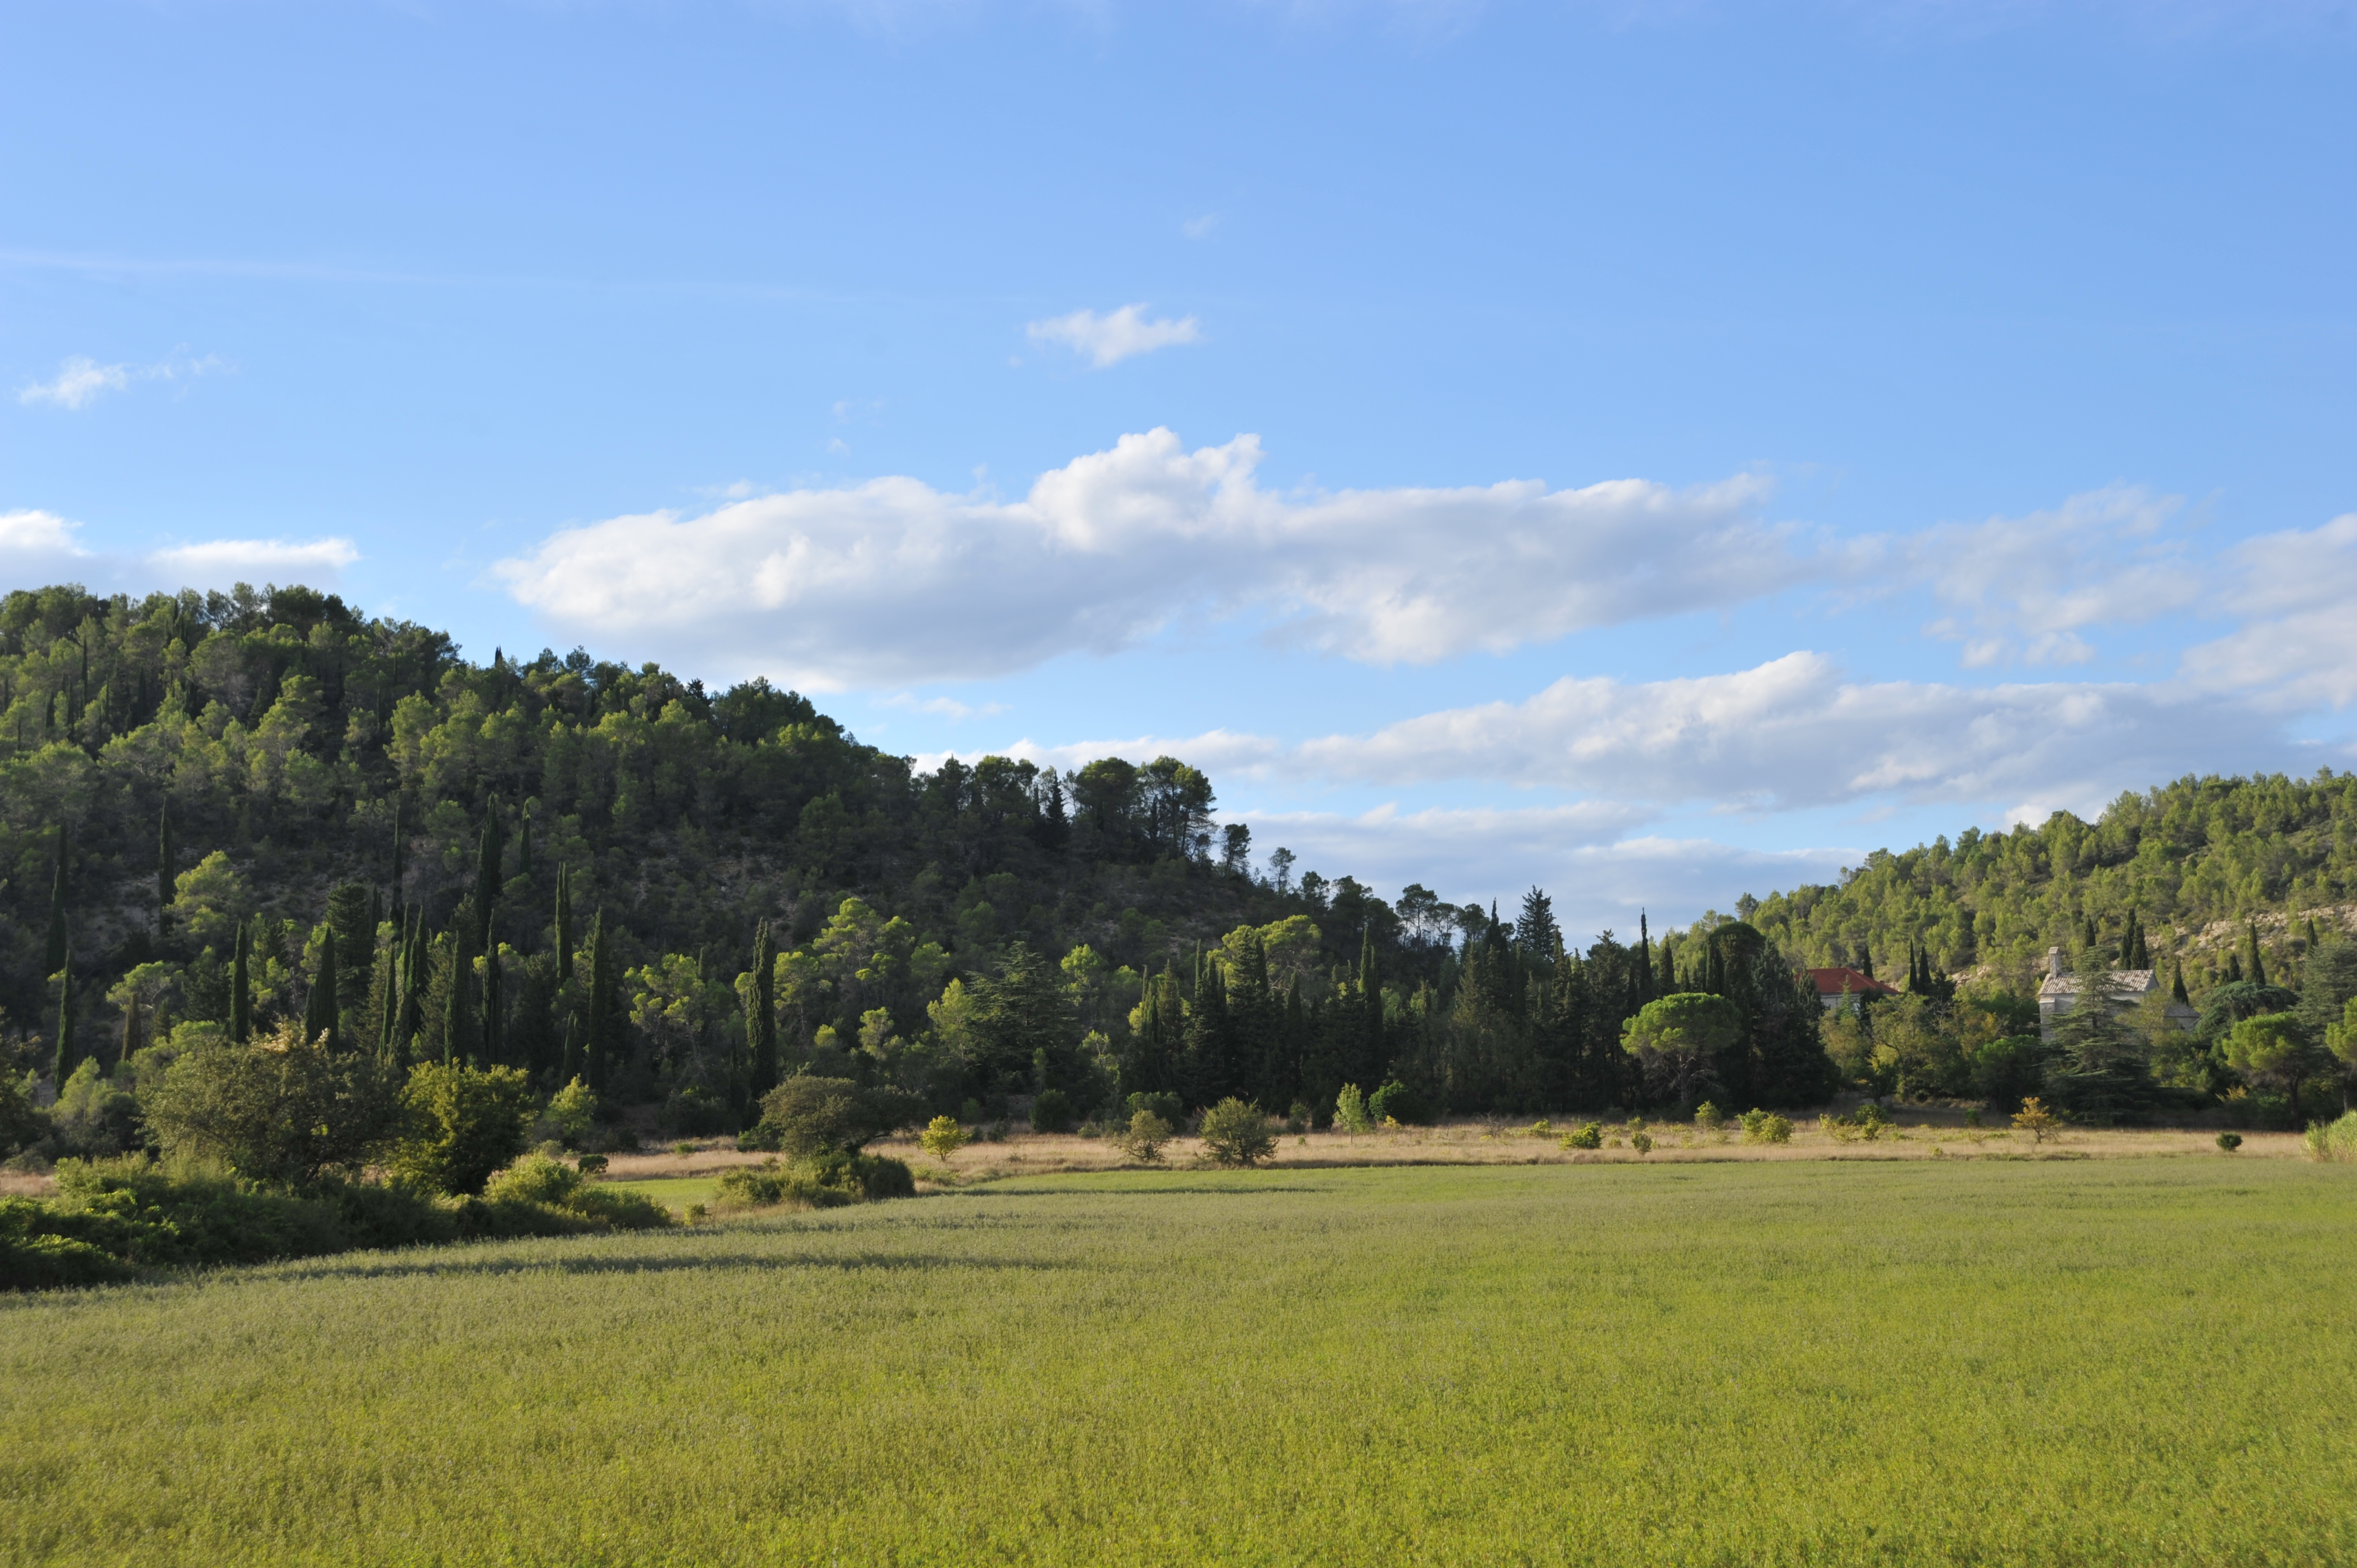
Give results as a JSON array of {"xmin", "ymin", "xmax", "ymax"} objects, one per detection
[
  {"xmin": 53, "ymin": 947, "xmax": 75, "ymax": 1084},
  {"xmin": 560, "ymin": 1014, "xmax": 579, "ymax": 1085},
  {"xmin": 305, "ymin": 925, "xmax": 339, "ymax": 1048},
  {"xmin": 475, "ymin": 808, "xmax": 505, "ymax": 953},
  {"xmin": 156, "ymin": 805, "xmax": 174, "ymax": 922},
  {"xmin": 53, "ymin": 951, "xmax": 75, "ymax": 1082},
  {"xmin": 390, "ymin": 797, "xmax": 406, "ymax": 919},
  {"xmin": 444, "ymin": 924, "xmax": 474, "ymax": 1065},
  {"xmin": 2171, "ymin": 957, "xmax": 2190, "ymax": 1006},
  {"xmin": 119, "ymin": 987, "xmax": 143, "ymax": 1072},
  {"xmin": 481, "ymin": 941, "xmax": 504, "ymax": 1066},
  {"xmin": 230, "ymin": 922, "xmax": 251, "ymax": 1043},
  {"xmin": 44, "ymin": 828, "xmax": 68, "ymax": 979},
  {"xmin": 518, "ymin": 799, "xmax": 534, "ymax": 878},
  {"xmin": 554, "ymin": 866, "xmax": 575, "ymax": 984},
  {"xmin": 747, "ymin": 917, "xmax": 779, "ymax": 1100},
  {"xmin": 2245, "ymin": 921, "xmax": 2267, "ymax": 988},
  {"xmin": 2082, "ymin": 914, "xmax": 2098, "ymax": 958},
  {"xmin": 586, "ymin": 909, "xmax": 614, "ymax": 1093},
  {"xmin": 379, "ymin": 929, "xmax": 404, "ymax": 1064},
  {"xmin": 2226, "ymin": 951, "xmax": 2243, "ymax": 984},
  {"xmin": 1635, "ymin": 912, "xmax": 1653, "ymax": 1002}
]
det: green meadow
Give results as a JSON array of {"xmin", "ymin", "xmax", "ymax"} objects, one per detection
[{"xmin": 5, "ymin": 1161, "xmax": 2355, "ymax": 1566}]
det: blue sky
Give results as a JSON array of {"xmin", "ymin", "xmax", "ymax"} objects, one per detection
[{"xmin": 5, "ymin": 0, "xmax": 2355, "ymax": 938}]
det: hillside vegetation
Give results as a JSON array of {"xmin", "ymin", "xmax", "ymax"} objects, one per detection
[{"xmin": 3, "ymin": 581, "xmax": 2355, "ymax": 1161}]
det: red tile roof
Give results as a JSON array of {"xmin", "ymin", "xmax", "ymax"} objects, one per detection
[{"xmin": 1809, "ymin": 966, "xmax": 1900, "ymax": 998}]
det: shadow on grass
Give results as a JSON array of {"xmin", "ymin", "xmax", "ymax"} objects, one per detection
[{"xmin": 252, "ymin": 1245, "xmax": 1072, "ymax": 1286}]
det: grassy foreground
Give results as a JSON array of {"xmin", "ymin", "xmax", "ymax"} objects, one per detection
[{"xmin": 4, "ymin": 1162, "xmax": 2355, "ymax": 1566}]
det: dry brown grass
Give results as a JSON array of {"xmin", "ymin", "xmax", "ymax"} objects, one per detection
[
  {"xmin": 0, "ymin": 1169, "xmax": 58, "ymax": 1199},
  {"xmin": 850, "ymin": 1112, "xmax": 2312, "ymax": 1183}
]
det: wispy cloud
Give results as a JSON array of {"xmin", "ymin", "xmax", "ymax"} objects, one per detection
[
  {"xmin": 879, "ymin": 693, "xmax": 1008, "ymax": 721},
  {"xmin": 146, "ymin": 538, "xmax": 360, "ymax": 582},
  {"xmin": 17, "ymin": 352, "xmax": 227, "ymax": 411},
  {"xmin": 1026, "ymin": 304, "xmax": 1203, "ymax": 368},
  {"xmin": 1182, "ymin": 213, "xmax": 1221, "ymax": 239}
]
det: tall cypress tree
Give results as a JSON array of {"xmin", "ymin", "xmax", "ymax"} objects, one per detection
[
  {"xmin": 554, "ymin": 867, "xmax": 574, "ymax": 984},
  {"xmin": 518, "ymin": 799, "xmax": 533, "ymax": 877},
  {"xmin": 480, "ymin": 941, "xmax": 504, "ymax": 1066},
  {"xmin": 747, "ymin": 916, "xmax": 779, "ymax": 1100},
  {"xmin": 2171, "ymin": 957, "xmax": 2190, "ymax": 1006},
  {"xmin": 444, "ymin": 925, "xmax": 474, "ymax": 1065},
  {"xmin": 53, "ymin": 950, "xmax": 76, "ymax": 1082},
  {"xmin": 2245, "ymin": 921, "xmax": 2268, "ymax": 988},
  {"xmin": 475, "ymin": 807, "xmax": 505, "ymax": 954},
  {"xmin": 390, "ymin": 796, "xmax": 406, "ymax": 920},
  {"xmin": 379, "ymin": 928, "xmax": 405, "ymax": 1065},
  {"xmin": 586, "ymin": 909, "xmax": 614, "ymax": 1093},
  {"xmin": 44, "ymin": 827, "xmax": 68, "ymax": 979},
  {"xmin": 305, "ymin": 925, "xmax": 339, "ymax": 1048},
  {"xmin": 156, "ymin": 806, "xmax": 174, "ymax": 924},
  {"xmin": 230, "ymin": 922, "xmax": 251, "ymax": 1044}
]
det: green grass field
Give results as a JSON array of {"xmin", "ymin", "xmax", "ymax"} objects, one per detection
[
  {"xmin": 4, "ymin": 1161, "xmax": 2354, "ymax": 1566},
  {"xmin": 603, "ymin": 1173, "xmax": 722, "ymax": 1212}
]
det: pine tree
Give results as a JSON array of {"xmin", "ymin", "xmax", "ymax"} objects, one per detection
[
  {"xmin": 747, "ymin": 916, "xmax": 779, "ymax": 1100},
  {"xmin": 2245, "ymin": 921, "xmax": 2268, "ymax": 988},
  {"xmin": 44, "ymin": 828, "xmax": 68, "ymax": 979},
  {"xmin": 230, "ymin": 922, "xmax": 251, "ymax": 1044},
  {"xmin": 53, "ymin": 950, "xmax": 75, "ymax": 1082}
]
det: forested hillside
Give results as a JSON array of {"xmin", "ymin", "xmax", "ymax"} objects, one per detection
[
  {"xmin": 1744, "ymin": 773, "xmax": 2357, "ymax": 995},
  {"xmin": 4, "ymin": 581, "xmax": 2353, "ymax": 1152},
  {"xmin": 4, "ymin": 582, "xmax": 1824, "ymax": 1149}
]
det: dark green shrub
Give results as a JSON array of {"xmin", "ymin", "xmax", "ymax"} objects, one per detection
[
  {"xmin": 1560, "ymin": 1122, "xmax": 1603, "ymax": 1151},
  {"xmin": 1367, "ymin": 1081, "xmax": 1432, "ymax": 1126},
  {"xmin": 1285, "ymin": 1100, "xmax": 1313, "ymax": 1134},
  {"xmin": 713, "ymin": 1151, "xmax": 915, "ymax": 1210},
  {"xmin": 752, "ymin": 1076, "xmax": 923, "ymax": 1158},
  {"xmin": 388, "ymin": 1062, "xmax": 537, "ymax": 1195},
  {"xmin": 2217, "ymin": 1132, "xmax": 2243, "ymax": 1153},
  {"xmin": 1198, "ymin": 1098, "xmax": 1277, "ymax": 1168},
  {"xmin": 484, "ymin": 1152, "xmax": 676, "ymax": 1230},
  {"xmin": 660, "ymin": 1086, "xmax": 733, "ymax": 1137},
  {"xmin": 1, "ymin": 1200, "xmax": 133, "ymax": 1290},
  {"xmin": 1030, "ymin": 1089, "xmax": 1075, "ymax": 1133}
]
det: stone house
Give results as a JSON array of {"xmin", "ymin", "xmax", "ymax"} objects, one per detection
[{"xmin": 2036, "ymin": 946, "xmax": 2197, "ymax": 1040}]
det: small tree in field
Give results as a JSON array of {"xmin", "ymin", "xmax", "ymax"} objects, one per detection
[
  {"xmin": 1198, "ymin": 1098, "xmax": 1277, "ymax": 1168},
  {"xmin": 919, "ymin": 1115, "xmax": 970, "ymax": 1164},
  {"xmin": 1115, "ymin": 1108, "xmax": 1174, "ymax": 1164},
  {"xmin": 2012, "ymin": 1096, "xmax": 2061, "ymax": 1145},
  {"xmin": 1333, "ymin": 1084, "xmax": 1373, "ymax": 1135},
  {"xmin": 390, "ymin": 1061, "xmax": 537, "ymax": 1195}
]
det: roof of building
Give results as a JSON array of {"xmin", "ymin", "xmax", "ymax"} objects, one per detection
[{"xmin": 1808, "ymin": 966, "xmax": 1900, "ymax": 999}]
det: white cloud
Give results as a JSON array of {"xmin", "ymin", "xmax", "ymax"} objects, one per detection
[
  {"xmin": 1182, "ymin": 213, "xmax": 1221, "ymax": 239},
  {"xmin": 1892, "ymin": 485, "xmax": 2205, "ymax": 667},
  {"xmin": 496, "ymin": 428, "xmax": 1808, "ymax": 687},
  {"xmin": 0, "ymin": 508, "xmax": 88, "ymax": 559},
  {"xmin": 17, "ymin": 352, "xmax": 225, "ymax": 411},
  {"xmin": 1293, "ymin": 651, "xmax": 2292, "ymax": 814},
  {"xmin": 1026, "ymin": 304, "xmax": 1203, "ymax": 368},
  {"xmin": 2181, "ymin": 512, "xmax": 2357, "ymax": 707},
  {"xmin": 145, "ymin": 537, "xmax": 361, "ymax": 585}
]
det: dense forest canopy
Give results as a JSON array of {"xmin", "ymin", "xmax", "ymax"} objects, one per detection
[{"xmin": 3, "ymin": 581, "xmax": 2354, "ymax": 1146}]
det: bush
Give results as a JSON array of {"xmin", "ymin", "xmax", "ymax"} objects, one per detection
[
  {"xmin": 482, "ymin": 1152, "xmax": 676, "ymax": 1230},
  {"xmin": 1367, "ymin": 1081, "xmax": 1430, "ymax": 1127},
  {"xmin": 1560, "ymin": 1122, "xmax": 1603, "ymax": 1151},
  {"xmin": 1198, "ymin": 1098, "xmax": 1277, "ymax": 1168},
  {"xmin": 0, "ymin": 1070, "xmax": 50, "ymax": 1162},
  {"xmin": 749, "ymin": 1077, "xmax": 923, "ymax": 1159},
  {"xmin": 140, "ymin": 1022, "xmax": 396, "ymax": 1182},
  {"xmin": 1630, "ymin": 1130, "xmax": 1655, "ymax": 1156},
  {"xmin": 1123, "ymin": 1091, "xmax": 1183, "ymax": 1128},
  {"xmin": 47, "ymin": 1059, "xmax": 141, "ymax": 1158},
  {"xmin": 388, "ymin": 1062, "xmax": 537, "ymax": 1195},
  {"xmin": 712, "ymin": 1151, "xmax": 915, "ymax": 1211},
  {"xmin": 529, "ymin": 1077, "xmax": 600, "ymax": 1149},
  {"xmin": 1030, "ymin": 1089, "xmax": 1075, "ymax": 1134},
  {"xmin": 1332, "ymin": 1085, "xmax": 1374, "ymax": 1134},
  {"xmin": 1115, "ymin": 1110, "xmax": 1175, "ymax": 1164},
  {"xmin": 1694, "ymin": 1101, "xmax": 1723, "ymax": 1132},
  {"xmin": 2303, "ymin": 1111, "xmax": 2357, "ymax": 1163},
  {"xmin": 2217, "ymin": 1132, "xmax": 2243, "ymax": 1153},
  {"xmin": 1740, "ymin": 1109, "xmax": 1794, "ymax": 1145},
  {"xmin": 2011, "ymin": 1096, "xmax": 2062, "ymax": 1145}
]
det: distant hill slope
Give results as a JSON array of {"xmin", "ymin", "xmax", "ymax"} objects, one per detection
[{"xmin": 1743, "ymin": 773, "xmax": 2357, "ymax": 994}]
